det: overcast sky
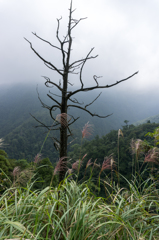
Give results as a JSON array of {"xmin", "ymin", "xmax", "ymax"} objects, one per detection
[{"xmin": 1, "ymin": 0, "xmax": 159, "ymax": 96}]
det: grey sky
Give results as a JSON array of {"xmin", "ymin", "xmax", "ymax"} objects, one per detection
[{"xmin": 1, "ymin": 0, "xmax": 159, "ymax": 95}]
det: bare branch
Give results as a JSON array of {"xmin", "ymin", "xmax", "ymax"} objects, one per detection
[
  {"xmin": 49, "ymin": 91, "xmax": 61, "ymax": 98},
  {"xmin": 55, "ymin": 17, "xmax": 68, "ymax": 69},
  {"xmin": 32, "ymin": 113, "xmax": 59, "ymax": 128},
  {"xmin": 59, "ymin": 79, "xmax": 61, "ymax": 87},
  {"xmin": 69, "ymin": 53, "xmax": 98, "ymax": 69},
  {"xmin": 67, "ymin": 137, "xmax": 77, "ymax": 146},
  {"xmin": 54, "ymin": 17, "xmax": 67, "ymax": 68},
  {"xmin": 69, "ymin": 97, "xmax": 84, "ymax": 105},
  {"xmin": 32, "ymin": 32, "xmax": 67, "ymax": 54},
  {"xmin": 30, "ymin": 114, "xmax": 49, "ymax": 130},
  {"xmin": 45, "ymin": 82, "xmax": 53, "ymax": 88},
  {"xmin": 44, "ymin": 62, "xmax": 64, "ymax": 73},
  {"xmin": 48, "ymin": 105, "xmax": 61, "ymax": 122},
  {"xmin": 80, "ymin": 48, "xmax": 96, "ymax": 88},
  {"xmin": 68, "ymin": 104, "xmax": 113, "ymax": 118},
  {"xmin": 85, "ymin": 92, "xmax": 102, "ymax": 108},
  {"xmin": 61, "ymin": 42, "xmax": 66, "ymax": 68},
  {"xmin": 51, "ymin": 136, "xmax": 60, "ymax": 144},
  {"xmin": 70, "ymin": 17, "xmax": 87, "ymax": 31},
  {"xmin": 50, "ymin": 105, "xmax": 60, "ymax": 112},
  {"xmin": 69, "ymin": 62, "xmax": 83, "ymax": 70},
  {"xmin": 43, "ymin": 62, "xmax": 55, "ymax": 71},
  {"xmin": 68, "ymin": 81, "xmax": 74, "ymax": 86},
  {"xmin": 93, "ymin": 75, "xmax": 102, "ymax": 86},
  {"xmin": 24, "ymin": 38, "xmax": 63, "ymax": 76},
  {"xmin": 56, "ymin": 17, "xmax": 62, "ymax": 44},
  {"xmin": 30, "ymin": 114, "xmax": 60, "ymax": 130},
  {"xmin": 67, "ymin": 114, "xmax": 80, "ymax": 126},
  {"xmin": 67, "ymin": 71, "xmax": 139, "ymax": 98},
  {"xmin": 36, "ymin": 85, "xmax": 50, "ymax": 110},
  {"xmin": 67, "ymin": 125, "xmax": 73, "ymax": 136},
  {"xmin": 47, "ymin": 94, "xmax": 61, "ymax": 106},
  {"xmin": 68, "ymin": 70, "xmax": 79, "ymax": 75},
  {"xmin": 65, "ymin": 7, "xmax": 72, "ymax": 70},
  {"xmin": 54, "ymin": 141, "xmax": 60, "ymax": 151},
  {"xmin": 42, "ymin": 76, "xmax": 62, "ymax": 91}
]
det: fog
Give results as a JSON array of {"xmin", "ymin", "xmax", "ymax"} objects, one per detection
[{"xmin": 1, "ymin": 0, "xmax": 159, "ymax": 120}]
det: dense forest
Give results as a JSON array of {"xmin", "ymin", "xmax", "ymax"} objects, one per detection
[
  {"xmin": 69, "ymin": 121, "xmax": 159, "ymax": 193},
  {"xmin": 1, "ymin": 121, "xmax": 159, "ymax": 196}
]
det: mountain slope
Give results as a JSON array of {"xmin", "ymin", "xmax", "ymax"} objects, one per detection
[
  {"xmin": 134, "ymin": 114, "xmax": 159, "ymax": 126},
  {"xmin": 1, "ymin": 83, "xmax": 159, "ymax": 161}
]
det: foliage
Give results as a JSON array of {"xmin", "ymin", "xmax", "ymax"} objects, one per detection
[
  {"xmin": 0, "ymin": 150, "xmax": 16, "ymax": 193},
  {"xmin": 33, "ymin": 157, "xmax": 58, "ymax": 190},
  {"xmin": 0, "ymin": 176, "xmax": 159, "ymax": 239},
  {"xmin": 0, "ymin": 151, "xmax": 57, "ymax": 192},
  {"xmin": 1, "ymin": 122, "xmax": 159, "ymax": 195},
  {"xmin": 145, "ymin": 126, "xmax": 159, "ymax": 145},
  {"xmin": 68, "ymin": 122, "xmax": 159, "ymax": 191},
  {"xmin": 15, "ymin": 159, "xmax": 30, "ymax": 170}
]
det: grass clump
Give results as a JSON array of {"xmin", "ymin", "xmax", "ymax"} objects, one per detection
[{"xmin": 0, "ymin": 175, "xmax": 159, "ymax": 240}]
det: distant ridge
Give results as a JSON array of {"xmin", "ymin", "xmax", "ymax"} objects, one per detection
[{"xmin": 134, "ymin": 114, "xmax": 159, "ymax": 126}]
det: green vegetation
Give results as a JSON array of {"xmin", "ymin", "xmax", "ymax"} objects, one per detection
[
  {"xmin": 0, "ymin": 177, "xmax": 159, "ymax": 239},
  {"xmin": 69, "ymin": 122, "xmax": 159, "ymax": 189},
  {"xmin": 1, "ymin": 122, "xmax": 159, "ymax": 239}
]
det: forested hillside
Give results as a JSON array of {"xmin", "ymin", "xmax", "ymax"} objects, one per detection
[
  {"xmin": 1, "ymin": 83, "xmax": 159, "ymax": 161},
  {"xmin": 68, "ymin": 122, "xmax": 159, "ymax": 189},
  {"xmin": 1, "ymin": 121, "xmax": 159, "ymax": 192}
]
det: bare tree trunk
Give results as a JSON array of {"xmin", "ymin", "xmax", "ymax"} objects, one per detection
[
  {"xmin": 25, "ymin": 0, "xmax": 138, "ymax": 183},
  {"xmin": 59, "ymin": 74, "xmax": 68, "ymax": 181}
]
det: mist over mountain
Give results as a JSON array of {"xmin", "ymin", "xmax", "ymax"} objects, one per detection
[
  {"xmin": 134, "ymin": 114, "xmax": 159, "ymax": 126},
  {"xmin": 0, "ymin": 82, "xmax": 159, "ymax": 161}
]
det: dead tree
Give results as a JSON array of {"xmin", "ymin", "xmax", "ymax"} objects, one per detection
[{"xmin": 25, "ymin": 0, "xmax": 138, "ymax": 182}]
